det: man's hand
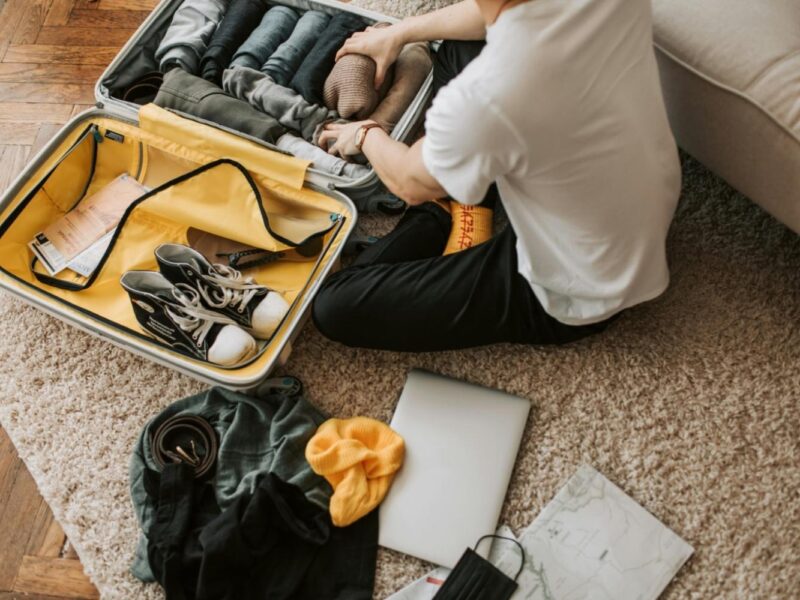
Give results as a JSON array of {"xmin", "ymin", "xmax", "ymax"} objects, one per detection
[
  {"xmin": 335, "ymin": 25, "xmax": 404, "ymax": 89},
  {"xmin": 317, "ymin": 120, "xmax": 375, "ymax": 158}
]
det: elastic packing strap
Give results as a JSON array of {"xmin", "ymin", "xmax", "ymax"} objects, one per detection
[
  {"xmin": 29, "ymin": 157, "xmax": 336, "ymax": 292},
  {"xmin": 474, "ymin": 534, "xmax": 525, "ymax": 581}
]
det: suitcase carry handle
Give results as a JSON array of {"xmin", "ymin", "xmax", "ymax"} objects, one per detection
[{"xmin": 30, "ymin": 158, "xmax": 337, "ymax": 292}]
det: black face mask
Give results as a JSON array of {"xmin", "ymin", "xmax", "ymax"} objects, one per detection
[{"xmin": 433, "ymin": 535, "xmax": 525, "ymax": 600}]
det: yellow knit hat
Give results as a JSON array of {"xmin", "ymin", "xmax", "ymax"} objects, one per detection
[{"xmin": 305, "ymin": 417, "xmax": 405, "ymax": 527}]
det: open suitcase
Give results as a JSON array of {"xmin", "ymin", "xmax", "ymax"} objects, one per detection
[{"xmin": 0, "ymin": 0, "xmax": 434, "ymax": 392}]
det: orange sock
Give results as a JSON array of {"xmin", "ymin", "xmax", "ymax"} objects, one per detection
[{"xmin": 444, "ymin": 202, "xmax": 493, "ymax": 255}]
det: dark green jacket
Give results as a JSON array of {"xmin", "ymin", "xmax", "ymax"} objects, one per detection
[{"xmin": 129, "ymin": 384, "xmax": 331, "ymax": 581}]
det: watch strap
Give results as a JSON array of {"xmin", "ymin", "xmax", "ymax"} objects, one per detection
[{"xmin": 356, "ymin": 122, "xmax": 384, "ymax": 152}]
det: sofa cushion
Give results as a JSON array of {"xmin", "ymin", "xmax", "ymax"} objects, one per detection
[{"xmin": 652, "ymin": 0, "xmax": 800, "ymax": 232}]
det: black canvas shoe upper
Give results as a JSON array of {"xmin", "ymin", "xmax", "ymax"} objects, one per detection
[
  {"xmin": 155, "ymin": 244, "xmax": 287, "ymax": 339},
  {"xmin": 121, "ymin": 271, "xmax": 256, "ymax": 365}
]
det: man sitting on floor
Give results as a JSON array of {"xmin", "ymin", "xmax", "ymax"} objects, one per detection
[{"xmin": 313, "ymin": 0, "xmax": 681, "ymax": 352}]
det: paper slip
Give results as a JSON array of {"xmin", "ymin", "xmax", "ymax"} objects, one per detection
[
  {"xmin": 66, "ymin": 231, "xmax": 115, "ymax": 277},
  {"xmin": 387, "ymin": 525, "xmax": 518, "ymax": 600},
  {"xmin": 494, "ymin": 464, "xmax": 694, "ymax": 600},
  {"xmin": 29, "ymin": 174, "xmax": 148, "ymax": 276}
]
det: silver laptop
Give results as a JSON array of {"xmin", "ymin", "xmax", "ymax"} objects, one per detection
[{"xmin": 379, "ymin": 369, "xmax": 531, "ymax": 568}]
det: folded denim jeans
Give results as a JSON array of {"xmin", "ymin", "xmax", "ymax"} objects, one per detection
[
  {"xmin": 154, "ymin": 67, "xmax": 285, "ymax": 143},
  {"xmin": 223, "ymin": 65, "xmax": 338, "ymax": 140},
  {"xmin": 291, "ymin": 11, "xmax": 367, "ymax": 105},
  {"xmin": 230, "ymin": 5, "xmax": 299, "ymax": 71},
  {"xmin": 155, "ymin": 0, "xmax": 229, "ymax": 74},
  {"xmin": 200, "ymin": 0, "xmax": 268, "ymax": 83},
  {"xmin": 261, "ymin": 10, "xmax": 330, "ymax": 86}
]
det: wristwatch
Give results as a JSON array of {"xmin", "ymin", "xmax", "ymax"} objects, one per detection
[{"xmin": 355, "ymin": 122, "xmax": 384, "ymax": 153}]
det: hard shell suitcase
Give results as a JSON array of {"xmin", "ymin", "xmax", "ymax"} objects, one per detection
[
  {"xmin": 97, "ymin": 0, "xmax": 435, "ymax": 214},
  {"xmin": 0, "ymin": 0, "xmax": 433, "ymax": 391}
]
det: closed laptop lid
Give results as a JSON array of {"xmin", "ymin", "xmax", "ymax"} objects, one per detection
[{"xmin": 379, "ymin": 369, "xmax": 531, "ymax": 567}]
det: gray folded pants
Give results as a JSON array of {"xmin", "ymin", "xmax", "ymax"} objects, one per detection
[
  {"xmin": 154, "ymin": 67, "xmax": 285, "ymax": 143},
  {"xmin": 222, "ymin": 65, "xmax": 337, "ymax": 141}
]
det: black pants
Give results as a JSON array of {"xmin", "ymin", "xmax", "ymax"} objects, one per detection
[{"xmin": 311, "ymin": 42, "xmax": 614, "ymax": 352}]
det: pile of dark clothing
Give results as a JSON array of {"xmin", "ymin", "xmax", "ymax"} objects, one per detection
[
  {"xmin": 118, "ymin": 0, "xmax": 431, "ymax": 179},
  {"xmin": 129, "ymin": 382, "xmax": 377, "ymax": 599}
]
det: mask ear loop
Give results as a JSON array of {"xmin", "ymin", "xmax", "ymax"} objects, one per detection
[{"xmin": 473, "ymin": 534, "xmax": 526, "ymax": 582}]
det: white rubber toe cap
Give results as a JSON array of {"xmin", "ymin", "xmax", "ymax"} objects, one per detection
[
  {"xmin": 251, "ymin": 293, "xmax": 290, "ymax": 339},
  {"xmin": 208, "ymin": 325, "xmax": 257, "ymax": 366}
]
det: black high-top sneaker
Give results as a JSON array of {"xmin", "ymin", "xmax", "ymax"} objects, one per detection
[
  {"xmin": 155, "ymin": 244, "xmax": 290, "ymax": 340},
  {"xmin": 120, "ymin": 271, "xmax": 257, "ymax": 366}
]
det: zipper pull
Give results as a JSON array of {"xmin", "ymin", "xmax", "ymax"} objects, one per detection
[{"xmin": 92, "ymin": 126, "xmax": 103, "ymax": 144}]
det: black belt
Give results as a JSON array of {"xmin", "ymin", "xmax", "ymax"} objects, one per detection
[
  {"xmin": 120, "ymin": 71, "xmax": 164, "ymax": 105},
  {"xmin": 151, "ymin": 415, "xmax": 217, "ymax": 480}
]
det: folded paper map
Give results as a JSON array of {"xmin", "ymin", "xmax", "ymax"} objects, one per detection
[{"xmin": 494, "ymin": 464, "xmax": 693, "ymax": 600}]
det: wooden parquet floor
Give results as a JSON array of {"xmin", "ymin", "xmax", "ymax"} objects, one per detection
[{"xmin": 0, "ymin": 0, "xmax": 157, "ymax": 597}]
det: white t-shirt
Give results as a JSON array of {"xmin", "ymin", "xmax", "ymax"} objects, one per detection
[{"xmin": 422, "ymin": 0, "xmax": 681, "ymax": 325}]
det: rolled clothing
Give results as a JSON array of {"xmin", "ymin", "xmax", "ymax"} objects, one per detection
[
  {"xmin": 290, "ymin": 12, "xmax": 368, "ymax": 105},
  {"xmin": 230, "ymin": 5, "xmax": 299, "ymax": 71},
  {"xmin": 154, "ymin": 68, "xmax": 285, "ymax": 143},
  {"xmin": 323, "ymin": 53, "xmax": 393, "ymax": 120},
  {"xmin": 223, "ymin": 65, "xmax": 337, "ymax": 140},
  {"xmin": 129, "ymin": 384, "xmax": 331, "ymax": 581},
  {"xmin": 155, "ymin": 0, "xmax": 229, "ymax": 74},
  {"xmin": 200, "ymin": 0, "xmax": 268, "ymax": 83},
  {"xmin": 369, "ymin": 42, "xmax": 432, "ymax": 132},
  {"xmin": 261, "ymin": 10, "xmax": 330, "ymax": 86},
  {"xmin": 277, "ymin": 133, "xmax": 370, "ymax": 179}
]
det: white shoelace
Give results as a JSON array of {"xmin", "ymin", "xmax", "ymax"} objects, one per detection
[
  {"xmin": 196, "ymin": 264, "xmax": 267, "ymax": 314},
  {"xmin": 166, "ymin": 285, "xmax": 237, "ymax": 347}
]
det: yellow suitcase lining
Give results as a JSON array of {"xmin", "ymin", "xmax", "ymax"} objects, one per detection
[{"xmin": 0, "ymin": 105, "xmax": 353, "ymax": 378}]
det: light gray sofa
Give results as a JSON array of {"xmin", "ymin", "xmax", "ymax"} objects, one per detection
[{"xmin": 652, "ymin": 0, "xmax": 800, "ymax": 233}]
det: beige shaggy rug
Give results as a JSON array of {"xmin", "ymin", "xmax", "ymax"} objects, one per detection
[
  {"xmin": 3, "ymin": 156, "xmax": 800, "ymax": 599},
  {"xmin": 1, "ymin": 4, "xmax": 800, "ymax": 599}
]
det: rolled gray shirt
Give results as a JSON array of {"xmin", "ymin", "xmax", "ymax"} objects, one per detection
[
  {"xmin": 276, "ymin": 133, "xmax": 370, "ymax": 179},
  {"xmin": 155, "ymin": 0, "xmax": 229, "ymax": 74},
  {"xmin": 222, "ymin": 65, "xmax": 338, "ymax": 141}
]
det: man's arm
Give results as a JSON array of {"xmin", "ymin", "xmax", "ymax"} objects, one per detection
[
  {"xmin": 336, "ymin": 0, "xmax": 485, "ymax": 87},
  {"xmin": 391, "ymin": 0, "xmax": 487, "ymax": 44},
  {"xmin": 361, "ymin": 131, "xmax": 446, "ymax": 206},
  {"xmin": 317, "ymin": 119, "xmax": 446, "ymax": 205}
]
